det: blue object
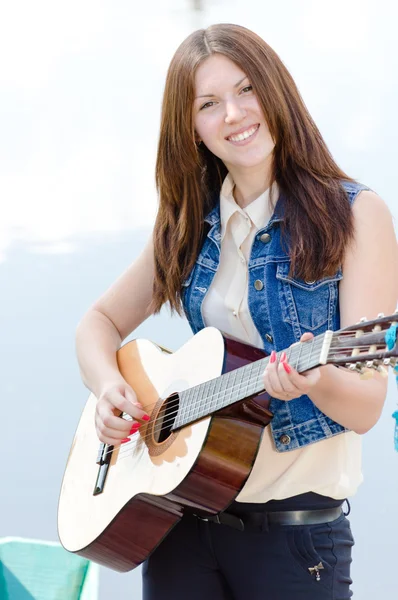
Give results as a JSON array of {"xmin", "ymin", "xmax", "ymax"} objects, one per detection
[
  {"xmin": 0, "ymin": 537, "xmax": 99, "ymax": 600},
  {"xmin": 385, "ymin": 323, "xmax": 398, "ymax": 351},
  {"xmin": 388, "ymin": 323, "xmax": 398, "ymax": 450},
  {"xmin": 393, "ymin": 410, "xmax": 398, "ymax": 452}
]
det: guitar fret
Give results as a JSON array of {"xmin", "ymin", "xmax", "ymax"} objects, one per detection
[
  {"xmin": 214, "ymin": 375, "xmax": 224, "ymax": 410},
  {"xmin": 295, "ymin": 344, "xmax": 303, "ymax": 371},
  {"xmin": 307, "ymin": 339, "xmax": 315, "ymax": 369},
  {"xmin": 254, "ymin": 359, "xmax": 266, "ymax": 389},
  {"xmin": 205, "ymin": 378, "xmax": 217, "ymax": 416},
  {"xmin": 222, "ymin": 369, "xmax": 237, "ymax": 409}
]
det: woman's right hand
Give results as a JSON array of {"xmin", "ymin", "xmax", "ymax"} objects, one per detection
[{"xmin": 95, "ymin": 381, "xmax": 150, "ymax": 445}]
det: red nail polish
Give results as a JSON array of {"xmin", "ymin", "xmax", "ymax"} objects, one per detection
[
  {"xmin": 270, "ymin": 351, "xmax": 276, "ymax": 364},
  {"xmin": 280, "ymin": 352, "xmax": 286, "ymax": 362},
  {"xmin": 282, "ymin": 362, "xmax": 291, "ymax": 374},
  {"xmin": 121, "ymin": 438, "xmax": 130, "ymax": 444},
  {"xmin": 142, "ymin": 414, "xmax": 150, "ymax": 422},
  {"xmin": 130, "ymin": 423, "xmax": 140, "ymax": 434}
]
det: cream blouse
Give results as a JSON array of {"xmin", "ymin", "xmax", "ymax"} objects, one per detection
[{"xmin": 201, "ymin": 174, "xmax": 363, "ymax": 503}]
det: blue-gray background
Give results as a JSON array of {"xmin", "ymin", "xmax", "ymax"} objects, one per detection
[{"xmin": 0, "ymin": 1, "xmax": 397, "ymax": 598}]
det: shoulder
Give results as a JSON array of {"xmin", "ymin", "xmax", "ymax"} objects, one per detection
[
  {"xmin": 345, "ymin": 189, "xmax": 396, "ymax": 271},
  {"xmin": 352, "ymin": 189, "xmax": 393, "ymax": 227}
]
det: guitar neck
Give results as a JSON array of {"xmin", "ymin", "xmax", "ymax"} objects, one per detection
[{"xmin": 173, "ymin": 331, "xmax": 332, "ymax": 430}]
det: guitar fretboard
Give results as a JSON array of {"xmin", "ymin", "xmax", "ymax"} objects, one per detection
[{"xmin": 173, "ymin": 332, "xmax": 329, "ymax": 429}]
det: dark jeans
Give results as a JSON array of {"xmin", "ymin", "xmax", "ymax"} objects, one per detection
[{"xmin": 142, "ymin": 496, "xmax": 354, "ymax": 600}]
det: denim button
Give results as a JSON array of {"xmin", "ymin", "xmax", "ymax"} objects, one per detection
[
  {"xmin": 265, "ymin": 333, "xmax": 273, "ymax": 343},
  {"xmin": 259, "ymin": 233, "xmax": 271, "ymax": 244},
  {"xmin": 279, "ymin": 434, "xmax": 291, "ymax": 445},
  {"xmin": 254, "ymin": 280, "xmax": 264, "ymax": 290}
]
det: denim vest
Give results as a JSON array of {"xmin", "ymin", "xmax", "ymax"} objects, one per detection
[{"xmin": 181, "ymin": 180, "xmax": 370, "ymax": 452}]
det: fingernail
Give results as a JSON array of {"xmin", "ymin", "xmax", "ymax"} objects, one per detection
[
  {"xmin": 270, "ymin": 351, "xmax": 276, "ymax": 364},
  {"xmin": 142, "ymin": 414, "xmax": 150, "ymax": 422},
  {"xmin": 282, "ymin": 362, "xmax": 291, "ymax": 374},
  {"xmin": 121, "ymin": 438, "xmax": 130, "ymax": 444},
  {"xmin": 280, "ymin": 352, "xmax": 286, "ymax": 362},
  {"xmin": 130, "ymin": 423, "xmax": 141, "ymax": 434}
]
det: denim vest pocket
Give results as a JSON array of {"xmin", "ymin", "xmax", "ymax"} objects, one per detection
[{"xmin": 276, "ymin": 262, "xmax": 343, "ymax": 332}]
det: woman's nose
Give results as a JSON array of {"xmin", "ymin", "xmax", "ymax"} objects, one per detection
[{"xmin": 224, "ymin": 100, "xmax": 246, "ymax": 124}]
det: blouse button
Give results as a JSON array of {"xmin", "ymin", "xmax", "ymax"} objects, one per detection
[
  {"xmin": 265, "ymin": 333, "xmax": 273, "ymax": 343},
  {"xmin": 279, "ymin": 434, "xmax": 291, "ymax": 445},
  {"xmin": 254, "ymin": 280, "xmax": 264, "ymax": 290}
]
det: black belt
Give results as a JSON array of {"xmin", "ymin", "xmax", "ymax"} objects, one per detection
[{"xmin": 194, "ymin": 506, "xmax": 343, "ymax": 532}]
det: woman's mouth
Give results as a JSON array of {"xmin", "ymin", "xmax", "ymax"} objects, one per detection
[{"xmin": 226, "ymin": 124, "xmax": 260, "ymax": 145}]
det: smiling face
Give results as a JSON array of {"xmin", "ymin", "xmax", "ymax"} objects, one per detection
[{"xmin": 193, "ymin": 53, "xmax": 275, "ymax": 177}]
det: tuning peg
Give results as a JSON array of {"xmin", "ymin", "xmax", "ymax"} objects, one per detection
[
  {"xmin": 365, "ymin": 359, "xmax": 389, "ymax": 377},
  {"xmin": 377, "ymin": 313, "xmax": 385, "ymax": 318},
  {"xmin": 348, "ymin": 362, "xmax": 368, "ymax": 374},
  {"xmin": 358, "ymin": 317, "xmax": 368, "ymax": 323},
  {"xmin": 383, "ymin": 358, "xmax": 397, "ymax": 367}
]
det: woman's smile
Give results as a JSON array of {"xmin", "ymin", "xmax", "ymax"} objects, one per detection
[{"xmin": 226, "ymin": 123, "xmax": 260, "ymax": 145}]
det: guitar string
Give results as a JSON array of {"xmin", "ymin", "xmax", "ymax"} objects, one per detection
[
  {"xmin": 108, "ymin": 336, "xmax": 387, "ymax": 461},
  {"xmin": 106, "ymin": 335, "xmax": 386, "ymax": 461}
]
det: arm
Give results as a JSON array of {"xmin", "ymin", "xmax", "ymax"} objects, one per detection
[
  {"xmin": 75, "ymin": 233, "xmax": 157, "ymax": 445},
  {"xmin": 264, "ymin": 190, "xmax": 398, "ymax": 434},
  {"xmin": 76, "ymin": 233, "xmax": 156, "ymax": 398},
  {"xmin": 307, "ymin": 190, "xmax": 398, "ymax": 433}
]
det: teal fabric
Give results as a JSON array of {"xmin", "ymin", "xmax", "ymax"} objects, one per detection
[{"xmin": 0, "ymin": 538, "xmax": 99, "ymax": 600}]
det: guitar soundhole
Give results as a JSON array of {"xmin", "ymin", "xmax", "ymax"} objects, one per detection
[{"xmin": 155, "ymin": 393, "xmax": 180, "ymax": 443}]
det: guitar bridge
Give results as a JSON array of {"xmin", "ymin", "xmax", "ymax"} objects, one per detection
[{"xmin": 93, "ymin": 442, "xmax": 113, "ymax": 495}]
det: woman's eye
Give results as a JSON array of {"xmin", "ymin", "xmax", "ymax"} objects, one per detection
[
  {"xmin": 200, "ymin": 101, "xmax": 215, "ymax": 110},
  {"xmin": 241, "ymin": 85, "xmax": 253, "ymax": 93}
]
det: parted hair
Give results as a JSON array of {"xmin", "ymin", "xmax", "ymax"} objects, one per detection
[{"xmin": 151, "ymin": 23, "xmax": 355, "ymax": 315}]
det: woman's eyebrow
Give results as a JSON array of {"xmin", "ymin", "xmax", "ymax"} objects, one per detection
[{"xmin": 195, "ymin": 76, "xmax": 248, "ymax": 99}]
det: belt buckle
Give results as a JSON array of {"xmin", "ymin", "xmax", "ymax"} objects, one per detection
[{"xmin": 194, "ymin": 513, "xmax": 220, "ymax": 524}]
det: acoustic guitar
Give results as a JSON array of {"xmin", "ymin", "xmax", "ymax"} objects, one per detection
[{"xmin": 58, "ymin": 313, "xmax": 397, "ymax": 572}]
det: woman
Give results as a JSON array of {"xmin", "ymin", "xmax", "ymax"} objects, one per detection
[{"xmin": 75, "ymin": 23, "xmax": 397, "ymax": 599}]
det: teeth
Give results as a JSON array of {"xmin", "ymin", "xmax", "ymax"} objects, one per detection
[{"xmin": 228, "ymin": 125, "xmax": 258, "ymax": 142}]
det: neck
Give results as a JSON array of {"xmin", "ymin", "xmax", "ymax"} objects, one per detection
[{"xmin": 226, "ymin": 159, "xmax": 273, "ymax": 209}]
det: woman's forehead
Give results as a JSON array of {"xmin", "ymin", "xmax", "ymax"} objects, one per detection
[{"xmin": 194, "ymin": 54, "xmax": 247, "ymax": 95}]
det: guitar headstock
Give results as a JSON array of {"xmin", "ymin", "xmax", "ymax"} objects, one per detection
[{"xmin": 328, "ymin": 312, "xmax": 398, "ymax": 377}]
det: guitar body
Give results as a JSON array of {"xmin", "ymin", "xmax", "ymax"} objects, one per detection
[{"xmin": 58, "ymin": 328, "xmax": 273, "ymax": 572}]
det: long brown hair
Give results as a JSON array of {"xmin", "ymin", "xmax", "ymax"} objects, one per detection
[{"xmin": 151, "ymin": 23, "xmax": 356, "ymax": 315}]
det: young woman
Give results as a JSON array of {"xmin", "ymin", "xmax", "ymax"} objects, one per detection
[{"xmin": 75, "ymin": 23, "xmax": 398, "ymax": 600}]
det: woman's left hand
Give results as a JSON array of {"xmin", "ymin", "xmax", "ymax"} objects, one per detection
[{"xmin": 263, "ymin": 332, "xmax": 321, "ymax": 401}]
